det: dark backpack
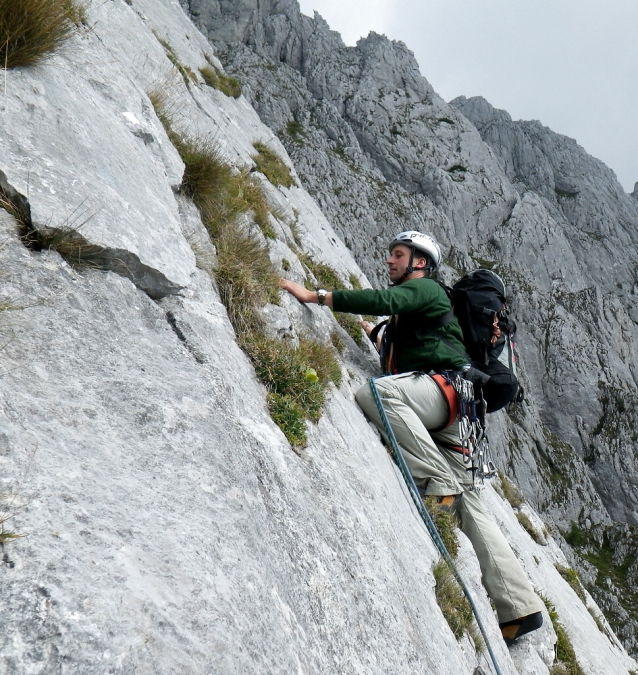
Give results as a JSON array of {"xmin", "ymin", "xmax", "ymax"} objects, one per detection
[
  {"xmin": 369, "ymin": 269, "xmax": 522, "ymax": 413},
  {"xmin": 450, "ymin": 269, "xmax": 521, "ymax": 412}
]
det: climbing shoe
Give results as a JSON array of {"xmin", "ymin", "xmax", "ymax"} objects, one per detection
[
  {"xmin": 500, "ymin": 611, "xmax": 543, "ymax": 646},
  {"xmin": 436, "ymin": 494, "xmax": 462, "ymax": 512}
]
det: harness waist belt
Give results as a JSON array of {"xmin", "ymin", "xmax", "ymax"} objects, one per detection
[{"xmin": 431, "ymin": 374, "xmax": 458, "ymax": 430}]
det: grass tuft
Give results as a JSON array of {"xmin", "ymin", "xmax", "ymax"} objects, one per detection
[
  {"xmin": 299, "ymin": 338, "xmax": 342, "ymax": 389},
  {"xmin": 2, "ymin": 195, "xmax": 108, "ymax": 272},
  {"xmin": 424, "ymin": 496, "xmax": 459, "ymax": 558},
  {"xmin": 433, "ymin": 560, "xmax": 482, "ymax": 650},
  {"xmin": 287, "ymin": 119, "xmax": 305, "ymax": 144},
  {"xmin": 200, "ymin": 64, "xmax": 242, "ymax": 98},
  {"xmin": 244, "ymin": 335, "xmax": 342, "ymax": 446},
  {"xmin": 299, "ymin": 254, "xmax": 342, "ymax": 289},
  {"xmin": 0, "ymin": 500, "xmax": 24, "ymax": 545},
  {"xmin": 333, "ymin": 311, "xmax": 364, "ymax": 345},
  {"xmin": 155, "ymin": 36, "xmax": 197, "ymax": 87},
  {"xmin": 330, "ymin": 330, "xmax": 345, "ymax": 354},
  {"xmin": 555, "ymin": 564, "xmax": 586, "ymax": 603},
  {"xmin": 252, "ymin": 142, "xmax": 295, "ymax": 188},
  {"xmin": 298, "ymin": 254, "xmax": 365, "ymax": 345},
  {"xmin": 148, "ymin": 89, "xmax": 275, "ymax": 242},
  {"xmin": 497, "ymin": 471, "xmax": 525, "ymax": 508},
  {"xmin": 63, "ymin": 0, "xmax": 88, "ymax": 27},
  {"xmin": 151, "ymin": 93, "xmax": 341, "ymax": 448},
  {"xmin": 267, "ymin": 393, "xmax": 307, "ymax": 447},
  {"xmin": 540, "ymin": 595, "xmax": 585, "ymax": 675},
  {"xmin": 516, "ymin": 511, "xmax": 546, "ymax": 544},
  {"xmin": 349, "ymin": 273, "xmax": 362, "ymax": 290},
  {"xmin": 245, "ymin": 336, "xmax": 325, "ymax": 423},
  {"xmin": 0, "ymin": 0, "xmax": 85, "ymax": 69}
]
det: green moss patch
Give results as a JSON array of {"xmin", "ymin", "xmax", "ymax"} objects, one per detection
[
  {"xmin": 252, "ymin": 142, "xmax": 295, "ymax": 188},
  {"xmin": 200, "ymin": 64, "xmax": 242, "ymax": 98}
]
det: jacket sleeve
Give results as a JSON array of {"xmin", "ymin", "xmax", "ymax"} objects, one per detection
[{"xmin": 332, "ymin": 279, "xmax": 439, "ymax": 315}]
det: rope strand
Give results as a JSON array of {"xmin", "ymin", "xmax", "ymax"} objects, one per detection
[{"xmin": 368, "ymin": 376, "xmax": 503, "ymax": 675}]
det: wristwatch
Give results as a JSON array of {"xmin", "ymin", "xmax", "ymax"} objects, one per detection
[{"xmin": 317, "ymin": 289, "xmax": 328, "ymax": 306}]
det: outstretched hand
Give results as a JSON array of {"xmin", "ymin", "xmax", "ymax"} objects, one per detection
[{"xmin": 279, "ymin": 278, "xmax": 333, "ymax": 307}]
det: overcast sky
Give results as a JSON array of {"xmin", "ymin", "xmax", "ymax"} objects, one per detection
[{"xmin": 298, "ymin": 0, "xmax": 638, "ymax": 194}]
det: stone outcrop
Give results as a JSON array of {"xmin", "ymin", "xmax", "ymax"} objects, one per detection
[{"xmin": 0, "ymin": 0, "xmax": 637, "ymax": 672}]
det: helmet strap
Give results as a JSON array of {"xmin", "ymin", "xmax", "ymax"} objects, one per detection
[
  {"xmin": 396, "ymin": 248, "xmax": 415, "ymax": 284},
  {"xmin": 393, "ymin": 248, "xmax": 432, "ymax": 286}
]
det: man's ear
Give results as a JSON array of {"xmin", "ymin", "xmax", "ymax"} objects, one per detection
[{"xmin": 413, "ymin": 256, "xmax": 428, "ymax": 270}]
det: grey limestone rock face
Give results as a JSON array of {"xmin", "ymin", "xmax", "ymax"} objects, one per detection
[{"xmin": 0, "ymin": 0, "xmax": 636, "ymax": 672}]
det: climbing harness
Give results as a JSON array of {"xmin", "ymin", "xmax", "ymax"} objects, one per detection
[
  {"xmin": 442, "ymin": 371, "xmax": 497, "ymax": 484},
  {"xmin": 368, "ymin": 376, "xmax": 503, "ymax": 675}
]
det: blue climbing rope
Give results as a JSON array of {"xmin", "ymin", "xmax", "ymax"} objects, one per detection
[{"xmin": 368, "ymin": 376, "xmax": 503, "ymax": 675}]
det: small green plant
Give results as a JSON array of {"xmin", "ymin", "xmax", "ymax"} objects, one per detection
[
  {"xmin": 156, "ymin": 36, "xmax": 197, "ymax": 87},
  {"xmin": 424, "ymin": 496, "xmax": 459, "ymax": 558},
  {"xmin": 349, "ymin": 273, "xmax": 362, "ymax": 290},
  {"xmin": 63, "ymin": 0, "xmax": 87, "ymax": 27},
  {"xmin": 299, "ymin": 338, "xmax": 342, "ymax": 389},
  {"xmin": 244, "ymin": 335, "xmax": 341, "ymax": 446},
  {"xmin": 267, "ymin": 393, "xmax": 307, "ymax": 447},
  {"xmin": 299, "ymin": 254, "xmax": 342, "ymax": 289},
  {"xmin": 433, "ymin": 561, "xmax": 482, "ymax": 651},
  {"xmin": 281, "ymin": 259, "xmax": 291, "ymax": 272},
  {"xmin": 199, "ymin": 64, "xmax": 242, "ymax": 98},
  {"xmin": 0, "ymin": 0, "xmax": 85, "ymax": 69},
  {"xmin": 252, "ymin": 142, "xmax": 295, "ymax": 188},
  {"xmin": 497, "ymin": 471, "xmax": 525, "ymax": 508},
  {"xmin": 333, "ymin": 311, "xmax": 364, "ymax": 345},
  {"xmin": 330, "ymin": 330, "xmax": 345, "ymax": 354},
  {"xmin": 0, "ymin": 512, "xmax": 22, "ymax": 544},
  {"xmin": 555, "ymin": 564, "xmax": 586, "ymax": 603},
  {"xmin": 0, "ymin": 489, "xmax": 25, "ymax": 545},
  {"xmin": 286, "ymin": 119, "xmax": 305, "ymax": 143},
  {"xmin": 540, "ymin": 595, "xmax": 585, "ymax": 675}
]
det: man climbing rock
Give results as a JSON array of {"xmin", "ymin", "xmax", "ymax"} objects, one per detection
[{"xmin": 280, "ymin": 231, "xmax": 544, "ymax": 646}]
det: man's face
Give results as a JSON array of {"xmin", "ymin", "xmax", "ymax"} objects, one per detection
[{"xmin": 386, "ymin": 244, "xmax": 426, "ymax": 283}]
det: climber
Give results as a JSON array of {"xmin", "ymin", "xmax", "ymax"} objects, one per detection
[{"xmin": 279, "ymin": 231, "xmax": 544, "ymax": 646}]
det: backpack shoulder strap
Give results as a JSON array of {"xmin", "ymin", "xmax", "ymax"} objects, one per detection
[{"xmin": 369, "ymin": 319, "xmax": 389, "ymax": 344}]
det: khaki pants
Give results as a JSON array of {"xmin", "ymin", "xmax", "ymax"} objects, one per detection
[{"xmin": 356, "ymin": 372, "xmax": 542, "ymax": 623}]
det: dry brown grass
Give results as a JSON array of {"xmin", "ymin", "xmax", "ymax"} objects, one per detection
[{"xmin": 0, "ymin": 0, "xmax": 85, "ymax": 69}]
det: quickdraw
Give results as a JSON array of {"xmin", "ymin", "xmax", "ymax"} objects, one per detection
[{"xmin": 441, "ymin": 370, "xmax": 497, "ymax": 483}]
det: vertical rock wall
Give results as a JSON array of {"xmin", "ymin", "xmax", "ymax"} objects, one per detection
[{"xmin": 0, "ymin": 0, "xmax": 636, "ymax": 673}]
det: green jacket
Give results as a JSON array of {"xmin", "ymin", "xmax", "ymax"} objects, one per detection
[{"xmin": 332, "ymin": 278, "xmax": 468, "ymax": 374}]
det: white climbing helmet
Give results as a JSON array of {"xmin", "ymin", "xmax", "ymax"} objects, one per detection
[{"xmin": 388, "ymin": 231, "xmax": 442, "ymax": 271}]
